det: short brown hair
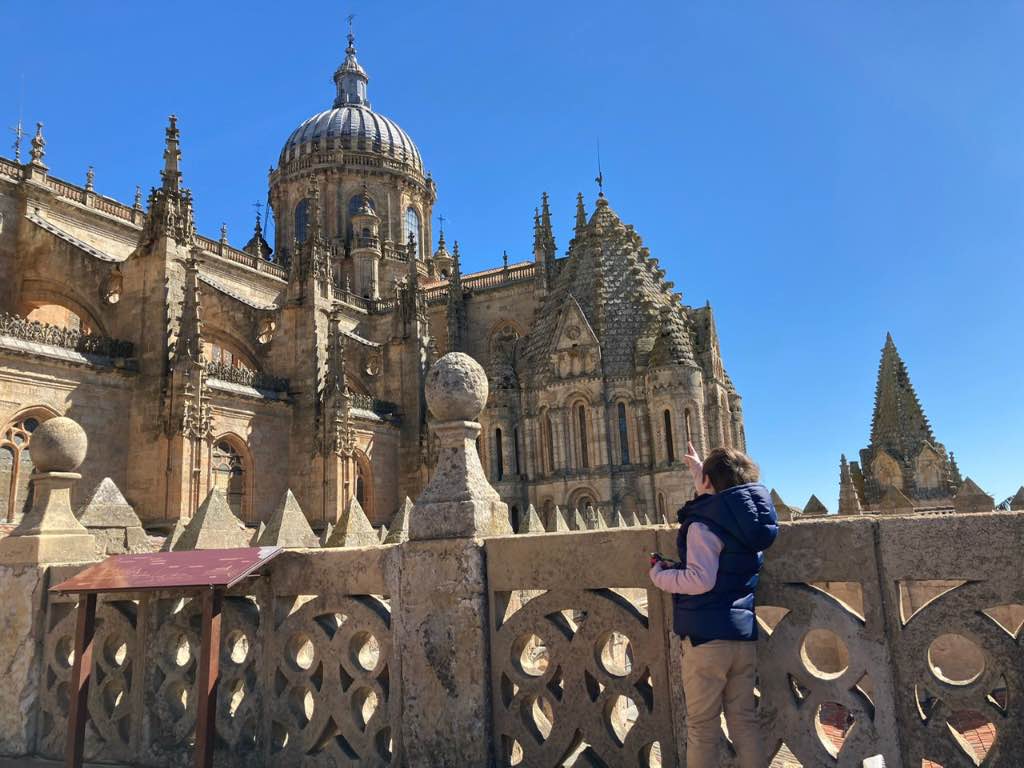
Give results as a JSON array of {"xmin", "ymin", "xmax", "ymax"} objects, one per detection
[{"xmin": 702, "ymin": 447, "xmax": 760, "ymax": 493}]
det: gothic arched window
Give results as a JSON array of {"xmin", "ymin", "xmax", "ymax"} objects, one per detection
[
  {"xmin": 212, "ymin": 439, "xmax": 246, "ymax": 521},
  {"xmin": 684, "ymin": 408, "xmax": 693, "ymax": 444},
  {"xmin": 545, "ymin": 413, "xmax": 555, "ymax": 473},
  {"xmin": 664, "ymin": 410, "xmax": 676, "ymax": 463},
  {"xmin": 0, "ymin": 413, "xmax": 50, "ymax": 523},
  {"xmin": 404, "ymin": 206, "xmax": 421, "ymax": 258},
  {"xmin": 576, "ymin": 404, "xmax": 590, "ymax": 469},
  {"xmin": 348, "ymin": 194, "xmax": 376, "ymax": 215},
  {"xmin": 495, "ymin": 428, "xmax": 504, "ymax": 482},
  {"xmin": 295, "ymin": 198, "xmax": 310, "ymax": 243},
  {"xmin": 617, "ymin": 402, "xmax": 630, "ymax": 465}
]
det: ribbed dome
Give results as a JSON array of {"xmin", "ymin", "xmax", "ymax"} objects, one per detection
[
  {"xmin": 278, "ymin": 29, "xmax": 423, "ymax": 173},
  {"xmin": 280, "ymin": 106, "xmax": 422, "ymax": 171}
]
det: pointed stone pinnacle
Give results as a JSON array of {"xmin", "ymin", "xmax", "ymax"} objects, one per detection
[
  {"xmin": 571, "ymin": 507, "xmax": 587, "ymax": 531},
  {"xmin": 518, "ymin": 504, "xmax": 546, "ymax": 534},
  {"xmin": 173, "ymin": 488, "xmax": 250, "ymax": 551},
  {"xmin": 326, "ymin": 496, "xmax": 378, "ymax": 547},
  {"xmin": 384, "ymin": 497, "xmax": 412, "ymax": 544},
  {"xmin": 953, "ymin": 477, "xmax": 995, "ymax": 514},
  {"xmin": 77, "ymin": 477, "xmax": 141, "ymax": 529},
  {"xmin": 258, "ymin": 489, "xmax": 319, "ymax": 548},
  {"xmin": 1009, "ymin": 487, "xmax": 1024, "ymax": 511},
  {"xmin": 552, "ymin": 505, "xmax": 570, "ymax": 532},
  {"xmin": 802, "ymin": 495, "xmax": 829, "ymax": 517}
]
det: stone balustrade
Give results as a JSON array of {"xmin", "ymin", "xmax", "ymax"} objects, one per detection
[
  {"xmin": 1, "ymin": 354, "xmax": 1020, "ymax": 767},
  {"xmin": 16, "ymin": 512, "xmax": 1021, "ymax": 766},
  {"xmin": 0, "ymin": 312, "xmax": 135, "ymax": 359}
]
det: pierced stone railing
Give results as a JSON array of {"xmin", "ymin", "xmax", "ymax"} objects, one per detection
[
  {"xmin": 485, "ymin": 513, "xmax": 1024, "ymax": 767},
  {"xmin": 205, "ymin": 361, "xmax": 289, "ymax": 393},
  {"xmin": 0, "ymin": 312, "xmax": 135, "ymax": 358},
  {"xmin": 19, "ymin": 512, "xmax": 1024, "ymax": 766},
  {"xmin": 37, "ymin": 548, "xmax": 398, "ymax": 767}
]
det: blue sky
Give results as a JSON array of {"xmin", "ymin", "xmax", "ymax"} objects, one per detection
[{"xmin": 3, "ymin": 2, "xmax": 1022, "ymax": 509}]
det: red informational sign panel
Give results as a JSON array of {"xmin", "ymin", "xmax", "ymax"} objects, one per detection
[
  {"xmin": 53, "ymin": 546, "xmax": 282, "ymax": 768},
  {"xmin": 51, "ymin": 546, "xmax": 282, "ymax": 594}
]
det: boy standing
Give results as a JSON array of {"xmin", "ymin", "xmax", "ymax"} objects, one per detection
[{"xmin": 649, "ymin": 443, "xmax": 779, "ymax": 768}]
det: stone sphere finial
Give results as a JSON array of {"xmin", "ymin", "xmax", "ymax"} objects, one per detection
[
  {"xmin": 425, "ymin": 352, "xmax": 488, "ymax": 422},
  {"xmin": 29, "ymin": 416, "xmax": 88, "ymax": 473}
]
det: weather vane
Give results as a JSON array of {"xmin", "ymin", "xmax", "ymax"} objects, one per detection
[{"xmin": 595, "ymin": 138, "xmax": 605, "ymax": 196}]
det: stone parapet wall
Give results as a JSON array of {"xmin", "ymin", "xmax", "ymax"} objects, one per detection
[{"xmin": 7, "ymin": 512, "xmax": 1023, "ymax": 766}]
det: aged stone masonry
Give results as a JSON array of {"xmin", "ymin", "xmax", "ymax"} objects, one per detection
[
  {"xmin": 0, "ymin": 354, "xmax": 1021, "ymax": 768},
  {"xmin": 0, "ymin": 27, "xmax": 742, "ymax": 536}
]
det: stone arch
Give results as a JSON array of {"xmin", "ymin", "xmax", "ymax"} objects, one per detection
[
  {"xmin": 203, "ymin": 327, "xmax": 259, "ymax": 371},
  {"xmin": 19, "ymin": 279, "xmax": 109, "ymax": 337},
  {"xmin": 210, "ymin": 432, "xmax": 254, "ymax": 523},
  {"xmin": 568, "ymin": 398, "xmax": 592, "ymax": 470},
  {"xmin": 569, "ymin": 485, "xmax": 599, "ymax": 514},
  {"xmin": 0, "ymin": 406, "xmax": 59, "ymax": 523}
]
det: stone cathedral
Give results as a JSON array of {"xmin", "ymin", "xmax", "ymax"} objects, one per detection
[{"xmin": 0, "ymin": 30, "xmax": 745, "ymax": 533}]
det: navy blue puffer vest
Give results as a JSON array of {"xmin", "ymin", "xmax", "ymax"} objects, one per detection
[{"xmin": 671, "ymin": 483, "xmax": 779, "ymax": 644}]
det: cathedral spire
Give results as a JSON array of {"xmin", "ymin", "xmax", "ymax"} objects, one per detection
[
  {"xmin": 540, "ymin": 192, "xmax": 556, "ymax": 259},
  {"xmin": 447, "ymin": 240, "xmax": 467, "ymax": 352},
  {"xmin": 143, "ymin": 115, "xmax": 195, "ymax": 246},
  {"xmin": 869, "ymin": 332, "xmax": 935, "ymax": 461},
  {"xmin": 574, "ymin": 192, "xmax": 587, "ymax": 235},
  {"xmin": 838, "ymin": 454, "xmax": 862, "ymax": 515},
  {"xmin": 161, "ymin": 115, "xmax": 182, "ymax": 193},
  {"xmin": 333, "ymin": 16, "xmax": 370, "ymax": 108}
]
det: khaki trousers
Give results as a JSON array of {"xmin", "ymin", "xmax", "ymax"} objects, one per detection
[{"xmin": 681, "ymin": 637, "xmax": 765, "ymax": 768}]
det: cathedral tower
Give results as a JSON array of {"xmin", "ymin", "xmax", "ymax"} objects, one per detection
[
  {"xmin": 844, "ymin": 333, "xmax": 961, "ymax": 511},
  {"xmin": 268, "ymin": 25, "xmax": 435, "ymax": 296}
]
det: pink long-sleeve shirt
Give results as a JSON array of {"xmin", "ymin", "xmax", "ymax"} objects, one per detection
[{"xmin": 649, "ymin": 521, "xmax": 723, "ymax": 595}]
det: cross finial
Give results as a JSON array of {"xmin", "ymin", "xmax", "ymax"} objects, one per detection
[
  {"xmin": 10, "ymin": 120, "xmax": 24, "ymax": 164},
  {"xmin": 346, "ymin": 13, "xmax": 356, "ymax": 48},
  {"xmin": 437, "ymin": 213, "xmax": 446, "ymax": 237}
]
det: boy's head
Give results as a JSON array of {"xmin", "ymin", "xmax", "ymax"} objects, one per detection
[{"xmin": 702, "ymin": 447, "xmax": 759, "ymax": 493}]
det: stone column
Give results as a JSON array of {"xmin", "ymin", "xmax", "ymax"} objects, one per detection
[
  {"xmin": 0, "ymin": 417, "xmax": 99, "ymax": 756},
  {"xmin": 399, "ymin": 353, "xmax": 510, "ymax": 767}
]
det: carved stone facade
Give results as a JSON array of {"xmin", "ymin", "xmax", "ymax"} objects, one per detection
[{"xmin": 0, "ymin": 28, "xmax": 743, "ymax": 532}]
